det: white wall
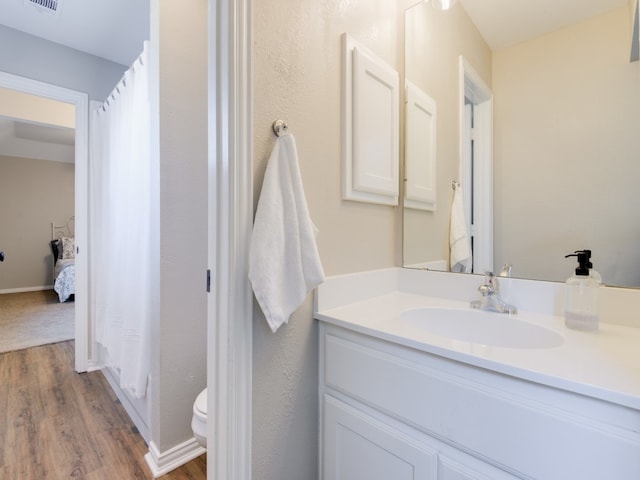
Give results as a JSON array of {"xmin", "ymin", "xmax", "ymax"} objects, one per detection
[
  {"xmin": 252, "ymin": 0, "xmax": 401, "ymax": 478},
  {"xmin": 0, "ymin": 25, "xmax": 126, "ymax": 101},
  {"xmin": 493, "ymin": 7, "xmax": 640, "ymax": 286},
  {"xmin": 0, "ymin": 155, "xmax": 74, "ymax": 291}
]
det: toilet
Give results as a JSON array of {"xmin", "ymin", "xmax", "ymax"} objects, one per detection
[{"xmin": 191, "ymin": 388, "xmax": 207, "ymax": 448}]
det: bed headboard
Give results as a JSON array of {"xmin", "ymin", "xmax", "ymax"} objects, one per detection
[
  {"xmin": 50, "ymin": 216, "xmax": 75, "ymax": 264},
  {"xmin": 51, "ymin": 216, "xmax": 75, "ymax": 241}
]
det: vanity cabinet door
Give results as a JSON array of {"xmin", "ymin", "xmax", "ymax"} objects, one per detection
[{"xmin": 323, "ymin": 395, "xmax": 437, "ymax": 480}]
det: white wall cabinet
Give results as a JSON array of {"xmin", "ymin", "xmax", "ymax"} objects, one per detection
[
  {"xmin": 319, "ymin": 323, "xmax": 640, "ymax": 480},
  {"xmin": 341, "ymin": 33, "xmax": 399, "ymax": 206}
]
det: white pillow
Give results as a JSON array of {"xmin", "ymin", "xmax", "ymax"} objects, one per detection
[{"xmin": 61, "ymin": 237, "xmax": 75, "ymax": 259}]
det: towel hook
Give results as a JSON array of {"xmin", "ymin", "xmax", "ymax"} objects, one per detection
[
  {"xmin": 452, "ymin": 180, "xmax": 460, "ymax": 190},
  {"xmin": 272, "ymin": 120, "xmax": 288, "ymax": 137}
]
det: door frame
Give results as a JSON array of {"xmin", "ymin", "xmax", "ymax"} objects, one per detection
[
  {"xmin": 459, "ymin": 56, "xmax": 493, "ymax": 274},
  {"xmin": 207, "ymin": 0, "xmax": 253, "ymax": 478},
  {"xmin": 0, "ymin": 71, "xmax": 89, "ymax": 372}
]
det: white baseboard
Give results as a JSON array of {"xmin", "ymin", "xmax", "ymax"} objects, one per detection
[
  {"xmin": 145, "ymin": 438, "xmax": 206, "ymax": 478},
  {"xmin": 0, "ymin": 285, "xmax": 53, "ymax": 294},
  {"xmin": 101, "ymin": 365, "xmax": 151, "ymax": 443},
  {"xmin": 86, "ymin": 359, "xmax": 103, "ymax": 373}
]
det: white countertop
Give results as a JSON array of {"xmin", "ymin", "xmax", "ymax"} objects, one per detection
[{"xmin": 315, "ymin": 268, "xmax": 640, "ymax": 411}]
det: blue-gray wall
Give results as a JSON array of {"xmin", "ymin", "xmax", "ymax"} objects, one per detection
[{"xmin": 0, "ymin": 25, "xmax": 128, "ymax": 101}]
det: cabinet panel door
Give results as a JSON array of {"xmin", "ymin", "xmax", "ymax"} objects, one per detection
[
  {"xmin": 323, "ymin": 395, "xmax": 437, "ymax": 480},
  {"xmin": 341, "ymin": 33, "xmax": 400, "ymax": 206},
  {"xmin": 405, "ymin": 81, "xmax": 437, "ymax": 211}
]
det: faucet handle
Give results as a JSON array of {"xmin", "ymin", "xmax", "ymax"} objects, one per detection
[
  {"xmin": 472, "ymin": 271, "xmax": 517, "ymax": 314},
  {"xmin": 478, "ymin": 271, "xmax": 499, "ymax": 296},
  {"xmin": 498, "ymin": 263, "xmax": 512, "ymax": 277}
]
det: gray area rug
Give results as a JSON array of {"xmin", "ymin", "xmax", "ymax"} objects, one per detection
[{"xmin": 0, "ymin": 290, "xmax": 74, "ymax": 354}]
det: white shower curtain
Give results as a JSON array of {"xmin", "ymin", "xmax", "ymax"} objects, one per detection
[{"xmin": 91, "ymin": 42, "xmax": 151, "ymax": 398}]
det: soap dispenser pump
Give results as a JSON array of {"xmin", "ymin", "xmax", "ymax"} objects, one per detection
[
  {"xmin": 581, "ymin": 249, "xmax": 603, "ymax": 285},
  {"xmin": 564, "ymin": 251, "xmax": 599, "ymax": 331}
]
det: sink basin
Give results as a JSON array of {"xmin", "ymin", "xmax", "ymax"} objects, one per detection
[{"xmin": 401, "ymin": 307, "xmax": 563, "ymax": 349}]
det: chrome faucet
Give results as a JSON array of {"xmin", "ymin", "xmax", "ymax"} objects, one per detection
[{"xmin": 470, "ymin": 272, "xmax": 517, "ymax": 314}]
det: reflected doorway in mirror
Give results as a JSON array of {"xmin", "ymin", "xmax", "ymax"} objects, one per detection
[{"xmin": 460, "ymin": 56, "xmax": 493, "ymax": 275}]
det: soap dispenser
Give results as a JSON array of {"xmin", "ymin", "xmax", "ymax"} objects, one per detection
[
  {"xmin": 564, "ymin": 251, "xmax": 599, "ymax": 331},
  {"xmin": 582, "ymin": 249, "xmax": 603, "ymax": 285}
]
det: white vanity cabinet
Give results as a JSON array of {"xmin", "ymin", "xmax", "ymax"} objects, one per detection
[
  {"xmin": 319, "ymin": 323, "xmax": 640, "ymax": 480},
  {"xmin": 323, "ymin": 394, "xmax": 517, "ymax": 480}
]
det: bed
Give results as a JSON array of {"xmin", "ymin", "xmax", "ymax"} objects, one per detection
[{"xmin": 50, "ymin": 216, "xmax": 75, "ymax": 303}]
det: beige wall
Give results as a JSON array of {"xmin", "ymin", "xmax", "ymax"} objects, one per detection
[
  {"xmin": 147, "ymin": 0, "xmax": 208, "ymax": 454},
  {"xmin": 493, "ymin": 7, "xmax": 640, "ymax": 286},
  {"xmin": 252, "ymin": 0, "xmax": 400, "ymax": 477},
  {"xmin": 0, "ymin": 155, "xmax": 74, "ymax": 291},
  {"xmin": 403, "ymin": 2, "xmax": 492, "ymax": 267},
  {"xmin": 0, "ymin": 87, "xmax": 75, "ymax": 129}
]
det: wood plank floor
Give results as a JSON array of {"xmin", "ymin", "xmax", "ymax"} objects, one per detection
[{"xmin": 0, "ymin": 340, "xmax": 206, "ymax": 479}]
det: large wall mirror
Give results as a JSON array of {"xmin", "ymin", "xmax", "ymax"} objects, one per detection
[{"xmin": 403, "ymin": 0, "xmax": 640, "ymax": 288}]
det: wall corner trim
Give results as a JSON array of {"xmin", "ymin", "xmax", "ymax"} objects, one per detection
[{"xmin": 144, "ymin": 439, "xmax": 206, "ymax": 478}]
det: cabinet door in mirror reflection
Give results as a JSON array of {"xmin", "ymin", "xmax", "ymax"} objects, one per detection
[{"xmin": 404, "ymin": 81, "xmax": 436, "ymax": 212}]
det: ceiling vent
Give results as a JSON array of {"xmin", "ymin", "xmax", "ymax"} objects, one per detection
[{"xmin": 24, "ymin": 0, "xmax": 63, "ymax": 17}]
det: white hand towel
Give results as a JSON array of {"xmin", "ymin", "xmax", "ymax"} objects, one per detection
[
  {"xmin": 449, "ymin": 185, "xmax": 472, "ymax": 273},
  {"xmin": 249, "ymin": 133, "xmax": 325, "ymax": 333}
]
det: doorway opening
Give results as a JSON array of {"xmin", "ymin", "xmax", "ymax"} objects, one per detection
[
  {"xmin": 0, "ymin": 71, "xmax": 89, "ymax": 371},
  {"xmin": 460, "ymin": 56, "xmax": 493, "ymax": 274}
]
